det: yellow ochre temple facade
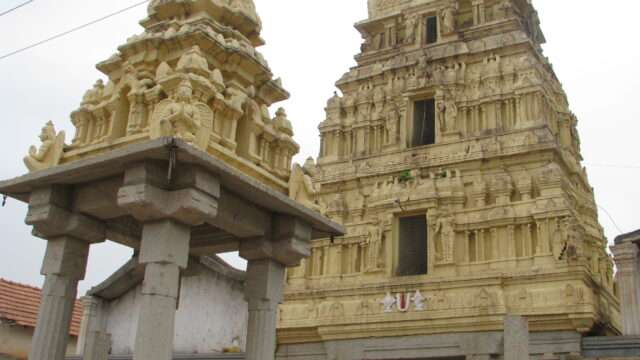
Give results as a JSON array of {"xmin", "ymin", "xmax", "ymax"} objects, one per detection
[
  {"xmin": 278, "ymin": 0, "xmax": 620, "ymax": 358},
  {"xmin": 23, "ymin": 0, "xmax": 299, "ymax": 193}
]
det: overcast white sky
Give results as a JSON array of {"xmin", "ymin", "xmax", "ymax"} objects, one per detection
[{"xmin": 0, "ymin": 0, "xmax": 638, "ymax": 295}]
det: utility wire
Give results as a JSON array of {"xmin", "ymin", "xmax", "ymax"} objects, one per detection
[
  {"xmin": 597, "ymin": 205, "xmax": 624, "ymax": 235},
  {"xmin": 0, "ymin": 0, "xmax": 149, "ymax": 61},
  {"xmin": 0, "ymin": 0, "xmax": 34, "ymax": 18},
  {"xmin": 585, "ymin": 163, "xmax": 640, "ymax": 170}
]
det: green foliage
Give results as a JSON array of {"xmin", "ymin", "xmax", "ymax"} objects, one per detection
[{"xmin": 398, "ymin": 170, "xmax": 414, "ymax": 183}]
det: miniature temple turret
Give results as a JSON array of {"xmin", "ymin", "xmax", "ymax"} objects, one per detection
[
  {"xmin": 28, "ymin": 0, "xmax": 299, "ymax": 192},
  {"xmin": 279, "ymin": 0, "xmax": 619, "ymax": 358}
]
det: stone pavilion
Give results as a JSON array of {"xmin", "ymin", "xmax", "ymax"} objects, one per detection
[{"xmin": 0, "ymin": 1, "xmax": 344, "ymax": 360}]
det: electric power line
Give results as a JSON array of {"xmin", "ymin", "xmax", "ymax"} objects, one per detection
[
  {"xmin": 0, "ymin": 0, "xmax": 34, "ymax": 18},
  {"xmin": 585, "ymin": 163, "xmax": 640, "ymax": 170},
  {"xmin": 0, "ymin": 0, "xmax": 150, "ymax": 61},
  {"xmin": 597, "ymin": 205, "xmax": 624, "ymax": 235}
]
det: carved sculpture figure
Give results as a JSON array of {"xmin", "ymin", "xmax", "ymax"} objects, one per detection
[
  {"xmin": 435, "ymin": 213, "xmax": 455, "ymax": 264},
  {"xmin": 440, "ymin": 4, "xmax": 458, "ymax": 35},
  {"xmin": 385, "ymin": 107, "xmax": 399, "ymax": 144},
  {"xmin": 151, "ymin": 79, "xmax": 213, "ymax": 149},
  {"xmin": 289, "ymin": 163, "xmax": 320, "ymax": 212},
  {"xmin": 365, "ymin": 219, "xmax": 384, "ymax": 271},
  {"xmin": 437, "ymin": 97, "xmax": 458, "ymax": 133},
  {"xmin": 82, "ymin": 80, "xmax": 104, "ymax": 105},
  {"xmin": 161, "ymin": 80, "xmax": 198, "ymax": 141},
  {"xmin": 24, "ymin": 121, "xmax": 66, "ymax": 172}
]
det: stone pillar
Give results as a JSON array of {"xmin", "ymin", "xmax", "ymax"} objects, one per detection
[
  {"xmin": 118, "ymin": 163, "xmax": 220, "ymax": 360},
  {"xmin": 240, "ymin": 217, "xmax": 312, "ymax": 360},
  {"xmin": 611, "ymin": 241, "xmax": 640, "ymax": 335},
  {"xmin": 504, "ymin": 315, "xmax": 530, "ymax": 360},
  {"xmin": 25, "ymin": 186, "xmax": 105, "ymax": 360},
  {"xmin": 244, "ymin": 258, "xmax": 285, "ymax": 360},
  {"xmin": 133, "ymin": 220, "xmax": 190, "ymax": 360},
  {"xmin": 30, "ymin": 237, "xmax": 89, "ymax": 360},
  {"xmin": 77, "ymin": 296, "xmax": 110, "ymax": 360}
]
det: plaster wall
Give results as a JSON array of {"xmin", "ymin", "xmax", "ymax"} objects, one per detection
[
  {"xmin": 0, "ymin": 321, "xmax": 77, "ymax": 359},
  {"xmin": 104, "ymin": 267, "xmax": 248, "ymax": 355}
]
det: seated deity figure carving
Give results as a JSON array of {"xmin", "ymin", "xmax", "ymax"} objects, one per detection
[
  {"xmin": 24, "ymin": 121, "xmax": 66, "ymax": 172},
  {"xmin": 150, "ymin": 79, "xmax": 213, "ymax": 150},
  {"xmin": 289, "ymin": 163, "xmax": 320, "ymax": 212},
  {"xmin": 82, "ymin": 79, "xmax": 104, "ymax": 105}
]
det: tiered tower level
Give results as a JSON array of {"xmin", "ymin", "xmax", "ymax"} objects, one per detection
[
  {"xmin": 24, "ymin": 0, "xmax": 298, "ymax": 192},
  {"xmin": 280, "ymin": 0, "xmax": 620, "ymax": 345}
]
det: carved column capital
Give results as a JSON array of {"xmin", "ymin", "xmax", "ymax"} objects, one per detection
[
  {"xmin": 239, "ymin": 216, "xmax": 312, "ymax": 267},
  {"xmin": 611, "ymin": 241, "xmax": 639, "ymax": 273},
  {"xmin": 27, "ymin": 186, "xmax": 106, "ymax": 244}
]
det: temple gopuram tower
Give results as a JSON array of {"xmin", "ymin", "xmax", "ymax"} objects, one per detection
[{"xmin": 278, "ymin": 0, "xmax": 620, "ymax": 358}]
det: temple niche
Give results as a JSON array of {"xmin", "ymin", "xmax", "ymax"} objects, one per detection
[
  {"xmin": 279, "ymin": 0, "xmax": 620, "ymax": 358},
  {"xmin": 27, "ymin": 0, "xmax": 298, "ymax": 193}
]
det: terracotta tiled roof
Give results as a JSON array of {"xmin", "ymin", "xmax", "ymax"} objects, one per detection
[{"xmin": 0, "ymin": 278, "xmax": 83, "ymax": 336}]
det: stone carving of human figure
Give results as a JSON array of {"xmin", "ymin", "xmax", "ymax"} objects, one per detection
[
  {"xmin": 82, "ymin": 79, "xmax": 104, "ymax": 105},
  {"xmin": 161, "ymin": 80, "xmax": 199, "ymax": 142},
  {"xmin": 365, "ymin": 219, "xmax": 384, "ymax": 271},
  {"xmin": 405, "ymin": 16, "xmax": 418, "ymax": 44},
  {"xmin": 437, "ymin": 98, "xmax": 457, "ymax": 133},
  {"xmin": 127, "ymin": 91, "xmax": 146, "ymax": 135},
  {"xmin": 289, "ymin": 163, "xmax": 320, "ymax": 212},
  {"xmin": 94, "ymin": 113, "xmax": 108, "ymax": 142},
  {"xmin": 385, "ymin": 108, "xmax": 399, "ymax": 145},
  {"xmin": 24, "ymin": 121, "xmax": 65, "ymax": 172},
  {"xmin": 435, "ymin": 214, "xmax": 455, "ymax": 263},
  {"xmin": 440, "ymin": 5, "xmax": 457, "ymax": 35},
  {"xmin": 495, "ymin": 0, "xmax": 514, "ymax": 20}
]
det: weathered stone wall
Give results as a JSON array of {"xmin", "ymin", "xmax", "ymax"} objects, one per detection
[
  {"xmin": 0, "ymin": 321, "xmax": 77, "ymax": 360},
  {"xmin": 104, "ymin": 268, "xmax": 247, "ymax": 355}
]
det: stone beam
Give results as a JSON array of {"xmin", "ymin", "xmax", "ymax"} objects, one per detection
[
  {"xmin": 27, "ymin": 187, "xmax": 105, "ymax": 244},
  {"xmin": 240, "ymin": 216, "xmax": 312, "ymax": 267},
  {"xmin": 25, "ymin": 186, "xmax": 106, "ymax": 360}
]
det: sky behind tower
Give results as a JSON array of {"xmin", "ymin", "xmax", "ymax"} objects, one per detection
[{"xmin": 0, "ymin": 0, "xmax": 638, "ymax": 294}]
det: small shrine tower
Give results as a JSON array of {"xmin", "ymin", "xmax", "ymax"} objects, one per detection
[{"xmin": 2, "ymin": 1, "xmax": 344, "ymax": 360}]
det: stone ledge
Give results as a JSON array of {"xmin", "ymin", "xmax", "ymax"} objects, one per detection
[
  {"xmin": 66, "ymin": 354, "xmax": 244, "ymax": 360},
  {"xmin": 582, "ymin": 336, "xmax": 640, "ymax": 358},
  {"xmin": 615, "ymin": 229, "xmax": 640, "ymax": 245}
]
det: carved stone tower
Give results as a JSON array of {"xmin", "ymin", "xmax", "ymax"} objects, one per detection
[
  {"xmin": 279, "ymin": 0, "xmax": 619, "ymax": 358},
  {"xmin": 26, "ymin": 0, "xmax": 299, "ymax": 191}
]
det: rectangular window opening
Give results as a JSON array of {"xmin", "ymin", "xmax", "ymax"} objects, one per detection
[
  {"xmin": 397, "ymin": 215, "xmax": 428, "ymax": 276},
  {"xmin": 412, "ymin": 99, "xmax": 436, "ymax": 147},
  {"xmin": 426, "ymin": 16, "xmax": 438, "ymax": 44}
]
